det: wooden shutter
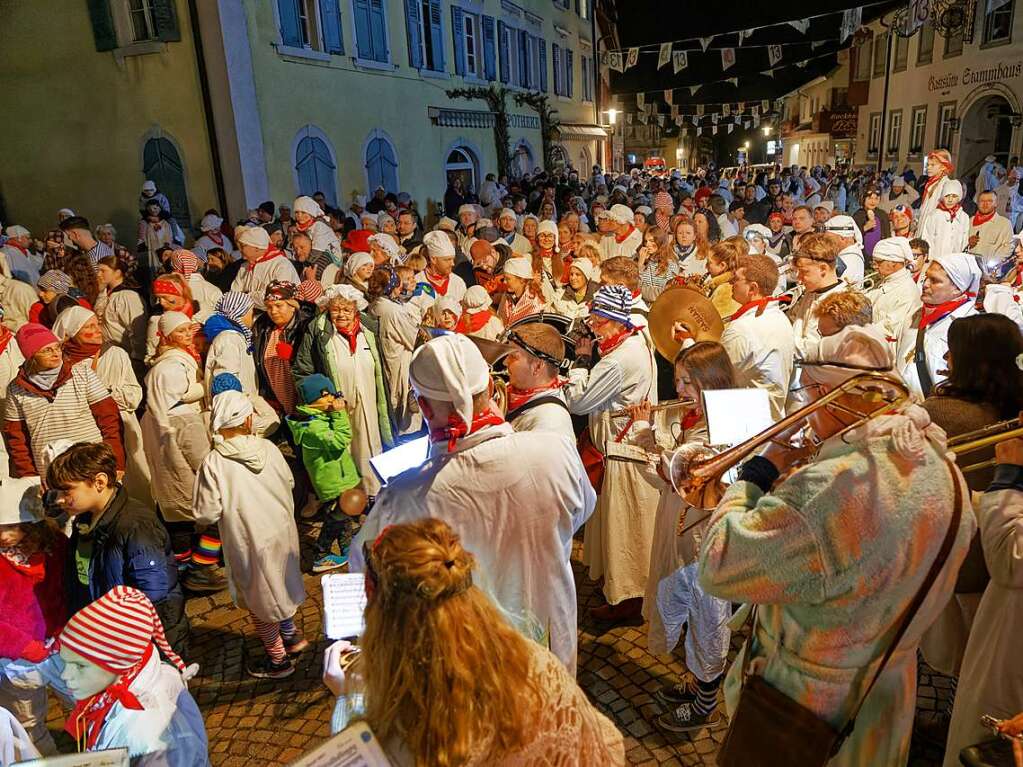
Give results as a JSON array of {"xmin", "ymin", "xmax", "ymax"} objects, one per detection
[
  {"xmin": 565, "ymin": 48, "xmax": 573, "ymax": 98},
  {"xmin": 86, "ymin": 0, "xmax": 117, "ymax": 51},
  {"xmin": 404, "ymin": 0, "xmax": 423, "ymax": 67},
  {"xmin": 482, "ymin": 16, "xmax": 496, "ymax": 81},
  {"xmin": 151, "ymin": 0, "xmax": 181, "ymax": 42},
  {"xmin": 539, "ymin": 37, "xmax": 547, "ymax": 92},
  {"xmin": 369, "ymin": 0, "xmax": 388, "ymax": 62},
  {"xmin": 552, "ymin": 43, "xmax": 561, "ymax": 95},
  {"xmin": 452, "ymin": 7, "xmax": 465, "ymax": 75},
  {"xmin": 497, "ymin": 21, "xmax": 510, "ymax": 83},
  {"xmin": 353, "ymin": 0, "xmax": 373, "ymax": 59},
  {"xmin": 320, "ymin": 0, "xmax": 344, "ymax": 54},
  {"xmin": 518, "ymin": 29, "xmax": 529, "ymax": 87},
  {"xmin": 428, "ymin": 0, "xmax": 445, "ymax": 71},
  {"xmin": 276, "ymin": 0, "xmax": 303, "ymax": 47}
]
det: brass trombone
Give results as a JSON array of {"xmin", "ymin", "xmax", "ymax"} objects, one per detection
[
  {"xmin": 948, "ymin": 418, "xmax": 1023, "ymax": 473},
  {"xmin": 677, "ymin": 372, "xmax": 911, "ymax": 510}
]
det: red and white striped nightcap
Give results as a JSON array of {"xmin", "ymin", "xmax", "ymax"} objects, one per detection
[{"xmin": 59, "ymin": 586, "xmax": 186, "ymax": 675}]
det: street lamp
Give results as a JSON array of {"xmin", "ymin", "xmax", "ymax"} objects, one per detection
[
  {"xmin": 763, "ymin": 125, "xmax": 771, "ymax": 136},
  {"xmin": 607, "ymin": 108, "xmax": 618, "ymax": 125}
]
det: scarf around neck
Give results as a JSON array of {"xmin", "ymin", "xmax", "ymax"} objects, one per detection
[
  {"xmin": 429, "ymin": 409, "xmax": 505, "ymax": 452},
  {"xmin": 919, "ymin": 295, "xmax": 971, "ymax": 328},
  {"xmin": 66, "ymin": 644, "xmax": 152, "ymax": 751},
  {"xmin": 335, "ymin": 317, "xmax": 362, "ymax": 355},
  {"xmin": 937, "ymin": 199, "xmax": 962, "ymax": 223}
]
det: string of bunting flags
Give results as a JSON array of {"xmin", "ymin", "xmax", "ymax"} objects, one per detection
[{"xmin": 603, "ymin": 5, "xmax": 863, "ymax": 73}]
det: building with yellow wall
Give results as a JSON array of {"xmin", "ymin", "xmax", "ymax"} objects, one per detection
[{"xmin": 0, "ymin": 0, "xmax": 601, "ymax": 238}]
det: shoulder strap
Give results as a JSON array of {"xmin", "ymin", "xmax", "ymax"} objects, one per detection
[
  {"xmin": 913, "ymin": 323, "xmax": 935, "ymax": 397},
  {"xmin": 506, "ymin": 395, "xmax": 570, "ymax": 422},
  {"xmin": 841, "ymin": 457, "xmax": 963, "ymax": 734}
]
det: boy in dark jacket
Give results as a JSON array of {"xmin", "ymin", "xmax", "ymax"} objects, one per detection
[
  {"xmin": 286, "ymin": 374, "xmax": 362, "ymax": 572},
  {"xmin": 47, "ymin": 442, "xmax": 188, "ymax": 653}
]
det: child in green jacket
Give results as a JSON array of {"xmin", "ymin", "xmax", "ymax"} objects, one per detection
[{"xmin": 287, "ymin": 374, "xmax": 361, "ymax": 572}]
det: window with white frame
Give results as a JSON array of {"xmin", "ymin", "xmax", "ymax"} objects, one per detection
[
  {"xmin": 127, "ymin": 0, "xmax": 157, "ymax": 41},
  {"xmin": 89, "ymin": 0, "xmax": 182, "ymax": 49},
  {"xmin": 868, "ymin": 112, "xmax": 881, "ymax": 154},
  {"xmin": 553, "ymin": 44, "xmax": 573, "ymax": 96},
  {"xmin": 405, "ymin": 0, "xmax": 444, "ymax": 71},
  {"xmin": 937, "ymin": 102, "xmax": 956, "ymax": 148},
  {"xmin": 983, "ymin": 0, "xmax": 1014, "ymax": 44},
  {"xmin": 887, "ymin": 109, "xmax": 902, "ymax": 155},
  {"xmin": 581, "ymin": 54, "xmax": 593, "ymax": 101},
  {"xmin": 464, "ymin": 12, "xmax": 479, "ymax": 73},
  {"xmin": 909, "ymin": 106, "xmax": 926, "ymax": 153},
  {"xmin": 453, "ymin": 8, "xmax": 496, "ymax": 79},
  {"xmin": 917, "ymin": 22, "xmax": 934, "ymax": 63},
  {"xmin": 277, "ymin": 0, "xmax": 344, "ymax": 54}
]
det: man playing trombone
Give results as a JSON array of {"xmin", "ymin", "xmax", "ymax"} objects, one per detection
[{"xmin": 697, "ymin": 326, "xmax": 976, "ymax": 766}]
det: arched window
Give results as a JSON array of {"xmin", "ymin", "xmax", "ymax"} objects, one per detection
[
  {"xmin": 550, "ymin": 144, "xmax": 569, "ymax": 171},
  {"xmin": 444, "ymin": 145, "xmax": 479, "ymax": 193},
  {"xmin": 143, "ymin": 136, "xmax": 190, "ymax": 224},
  {"xmin": 365, "ymin": 130, "xmax": 399, "ymax": 193},
  {"xmin": 512, "ymin": 140, "xmax": 534, "ymax": 179},
  {"xmin": 294, "ymin": 126, "xmax": 338, "ymax": 205}
]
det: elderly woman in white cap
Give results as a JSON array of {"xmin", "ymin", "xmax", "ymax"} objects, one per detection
[
  {"xmin": 230, "ymin": 226, "xmax": 300, "ymax": 311},
  {"xmin": 918, "ymin": 179, "xmax": 970, "ymax": 261},
  {"xmin": 415, "ymin": 231, "xmax": 466, "ymax": 302},
  {"xmin": 349, "ymin": 333, "xmax": 595, "ymax": 674},
  {"xmin": 600, "ymin": 204, "xmax": 644, "ymax": 262},
  {"xmin": 141, "ymin": 311, "xmax": 210, "ymax": 534},
  {"xmin": 699, "ymin": 324, "xmax": 975, "ymax": 764},
  {"xmin": 51, "ymin": 306, "xmax": 150, "ymax": 504},
  {"xmin": 496, "ymin": 208, "xmax": 531, "ymax": 255},
  {"xmin": 367, "ymin": 233, "xmax": 403, "ymax": 266},
  {"xmin": 193, "ymin": 213, "xmax": 234, "ymax": 261},
  {"xmin": 365, "ymin": 265, "xmax": 435, "ymax": 435},
  {"xmin": 456, "ymin": 204, "xmax": 480, "ymax": 253},
  {"xmin": 498, "ymin": 256, "xmax": 547, "ymax": 327},
  {"xmin": 432, "ymin": 296, "xmax": 461, "ymax": 332},
  {"xmin": 896, "ymin": 252, "xmax": 980, "ymax": 397},
  {"xmin": 457, "ymin": 285, "xmax": 503, "ymax": 340},
  {"xmin": 864, "ymin": 237, "xmax": 922, "ymax": 351},
  {"xmin": 294, "ymin": 284, "xmax": 392, "ymax": 496},
  {"xmin": 550, "ymin": 258, "xmax": 597, "ymax": 319},
  {"xmin": 293, "ymin": 196, "xmax": 342, "ymax": 264}
]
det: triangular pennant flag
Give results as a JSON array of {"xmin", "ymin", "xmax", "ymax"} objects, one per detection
[
  {"xmin": 727, "ymin": 77, "xmax": 738, "ymax": 86},
  {"xmin": 657, "ymin": 114, "xmax": 666, "ymax": 126},
  {"xmin": 609, "ymin": 51, "xmax": 624, "ymax": 72},
  {"xmin": 735, "ymin": 115, "xmax": 742, "ymax": 124},
  {"xmin": 675, "ymin": 116, "xmax": 684, "ymax": 126},
  {"xmin": 712, "ymin": 125, "xmax": 718, "ymax": 135},
  {"xmin": 636, "ymin": 92, "xmax": 645, "ymax": 109},
  {"xmin": 625, "ymin": 47, "xmax": 640, "ymax": 70},
  {"xmin": 721, "ymin": 48, "xmax": 736, "ymax": 71},
  {"xmin": 664, "ymin": 89, "xmax": 674, "ymax": 105},
  {"xmin": 812, "ymin": 40, "xmax": 826, "ymax": 50},
  {"xmin": 764, "ymin": 69, "xmax": 774, "ymax": 78},
  {"xmin": 689, "ymin": 85, "xmax": 700, "ymax": 96},
  {"xmin": 722, "ymin": 103, "xmax": 731, "ymax": 116},
  {"xmin": 841, "ymin": 7, "xmax": 862, "ymax": 42},
  {"xmin": 761, "ymin": 100, "xmax": 770, "ymax": 111},
  {"xmin": 752, "ymin": 105, "xmax": 760, "ymax": 117},
  {"xmin": 673, "ymin": 50, "xmax": 688, "ymax": 74},
  {"xmin": 754, "ymin": 116, "xmax": 760, "ymax": 127},
  {"xmin": 658, "ymin": 42, "xmax": 672, "ymax": 70},
  {"xmin": 671, "ymin": 104, "xmax": 680, "ymax": 117},
  {"xmin": 692, "ymin": 115, "xmax": 700, "ymax": 125},
  {"xmin": 700, "ymin": 36, "xmax": 713, "ymax": 52},
  {"xmin": 768, "ymin": 44, "xmax": 783, "ymax": 67},
  {"xmin": 796, "ymin": 60, "xmax": 808, "ymax": 68},
  {"xmin": 728, "ymin": 124, "xmax": 734, "ymax": 134},
  {"xmin": 696, "ymin": 104, "xmax": 705, "ymax": 115},
  {"xmin": 626, "ymin": 113, "xmax": 634, "ymax": 124},
  {"xmin": 788, "ymin": 19, "xmax": 809, "ymax": 33},
  {"xmin": 738, "ymin": 29, "xmax": 746, "ymax": 45},
  {"xmin": 711, "ymin": 112, "xmax": 719, "ymax": 124},
  {"xmin": 744, "ymin": 121, "xmax": 751, "ymax": 129},
  {"xmin": 738, "ymin": 101, "xmax": 745, "ymax": 110},
  {"xmin": 696, "ymin": 127, "xmax": 703, "ymax": 136},
  {"xmin": 638, "ymin": 112, "xmax": 648, "ymax": 124}
]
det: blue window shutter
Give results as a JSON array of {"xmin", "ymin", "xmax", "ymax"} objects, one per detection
[
  {"xmin": 367, "ymin": 137, "xmax": 399, "ymax": 193},
  {"xmin": 539, "ymin": 37, "xmax": 547, "ymax": 92},
  {"xmin": 277, "ymin": 0, "xmax": 303, "ymax": 47},
  {"xmin": 319, "ymin": 0, "xmax": 344, "ymax": 54},
  {"xmin": 404, "ymin": 0, "xmax": 423, "ymax": 67},
  {"xmin": 497, "ymin": 21, "xmax": 510, "ymax": 83},
  {"xmin": 552, "ymin": 43, "xmax": 561, "ymax": 95},
  {"xmin": 482, "ymin": 16, "xmax": 496, "ymax": 81},
  {"xmin": 565, "ymin": 49, "xmax": 573, "ymax": 98},
  {"xmin": 353, "ymin": 0, "xmax": 372, "ymax": 58},
  {"xmin": 518, "ymin": 29, "xmax": 529, "ymax": 87},
  {"xmin": 428, "ymin": 0, "xmax": 445, "ymax": 71},
  {"xmin": 452, "ymin": 7, "xmax": 465, "ymax": 75},
  {"xmin": 369, "ymin": 0, "xmax": 388, "ymax": 62}
]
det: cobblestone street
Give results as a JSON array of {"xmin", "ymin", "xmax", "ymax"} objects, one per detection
[{"xmin": 47, "ymin": 526, "xmax": 952, "ymax": 765}]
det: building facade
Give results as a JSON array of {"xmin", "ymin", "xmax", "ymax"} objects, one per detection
[
  {"xmin": 0, "ymin": 0, "xmax": 600, "ymax": 237},
  {"xmin": 851, "ymin": 0, "xmax": 1023, "ymax": 178},
  {"xmin": 779, "ymin": 55, "xmax": 857, "ymax": 168}
]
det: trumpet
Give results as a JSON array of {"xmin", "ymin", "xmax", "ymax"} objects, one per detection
[
  {"xmin": 678, "ymin": 372, "xmax": 910, "ymax": 509},
  {"xmin": 610, "ymin": 397, "xmax": 696, "ymax": 418},
  {"xmin": 948, "ymin": 417, "xmax": 1023, "ymax": 473}
]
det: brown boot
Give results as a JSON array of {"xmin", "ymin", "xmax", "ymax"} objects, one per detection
[{"xmin": 589, "ymin": 597, "xmax": 643, "ymax": 623}]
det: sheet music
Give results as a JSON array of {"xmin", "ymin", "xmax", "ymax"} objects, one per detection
[
  {"xmin": 289, "ymin": 722, "xmax": 391, "ymax": 766},
  {"xmin": 16, "ymin": 749, "xmax": 130, "ymax": 767},
  {"xmin": 322, "ymin": 573, "xmax": 368, "ymax": 640}
]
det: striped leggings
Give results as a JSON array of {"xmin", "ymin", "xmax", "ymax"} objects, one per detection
[{"xmin": 252, "ymin": 616, "xmax": 297, "ymax": 663}]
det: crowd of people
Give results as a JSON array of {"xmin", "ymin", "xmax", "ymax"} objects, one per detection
[{"xmin": 0, "ymin": 149, "xmax": 1022, "ymax": 766}]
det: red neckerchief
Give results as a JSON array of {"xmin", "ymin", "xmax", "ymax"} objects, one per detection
[
  {"xmin": 474, "ymin": 269, "xmax": 504, "ymax": 295},
  {"xmin": 63, "ymin": 338, "xmax": 101, "ymax": 365},
  {"xmin": 598, "ymin": 326, "xmax": 641, "ymax": 356},
  {"xmin": 1014, "ymin": 271, "xmax": 1022, "ymax": 289},
  {"xmin": 923, "ymin": 171, "xmax": 947, "ymax": 204},
  {"xmin": 150, "ymin": 221, "xmax": 163, "ymax": 232},
  {"xmin": 424, "ymin": 269, "xmax": 451, "ymax": 296},
  {"xmin": 615, "ymin": 225, "xmax": 636, "ymax": 244},
  {"xmin": 919, "ymin": 295, "xmax": 972, "ymax": 328},
  {"xmin": 937, "ymin": 199, "xmax": 962, "ymax": 222},
  {"xmin": 893, "ymin": 226, "xmax": 912, "ymax": 238},
  {"xmin": 65, "ymin": 644, "xmax": 152, "ymax": 750},
  {"xmin": 0, "ymin": 328, "xmax": 12, "ymax": 357},
  {"xmin": 506, "ymin": 379, "xmax": 565, "ymax": 412},
  {"xmin": 207, "ymin": 232, "xmax": 224, "ymax": 246},
  {"xmin": 972, "ymin": 210, "xmax": 996, "ymax": 227},
  {"xmin": 248, "ymin": 245, "xmax": 285, "ymax": 271},
  {"xmin": 295, "ymin": 217, "xmax": 315, "ymax": 232},
  {"xmin": 430, "ymin": 409, "xmax": 505, "ymax": 452},
  {"xmin": 455, "ymin": 310, "xmax": 493, "ymax": 334},
  {"xmin": 336, "ymin": 317, "xmax": 361, "ymax": 355},
  {"xmin": 4, "ymin": 240, "xmax": 27, "ymax": 256},
  {"xmin": 729, "ymin": 296, "xmax": 786, "ymax": 321},
  {"xmin": 681, "ymin": 408, "xmax": 702, "ymax": 432}
]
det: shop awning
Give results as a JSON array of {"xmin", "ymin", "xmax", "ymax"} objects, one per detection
[{"xmin": 557, "ymin": 123, "xmax": 609, "ymax": 140}]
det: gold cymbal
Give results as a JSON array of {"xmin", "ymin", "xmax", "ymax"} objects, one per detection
[{"xmin": 648, "ymin": 285, "xmax": 724, "ymax": 362}]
